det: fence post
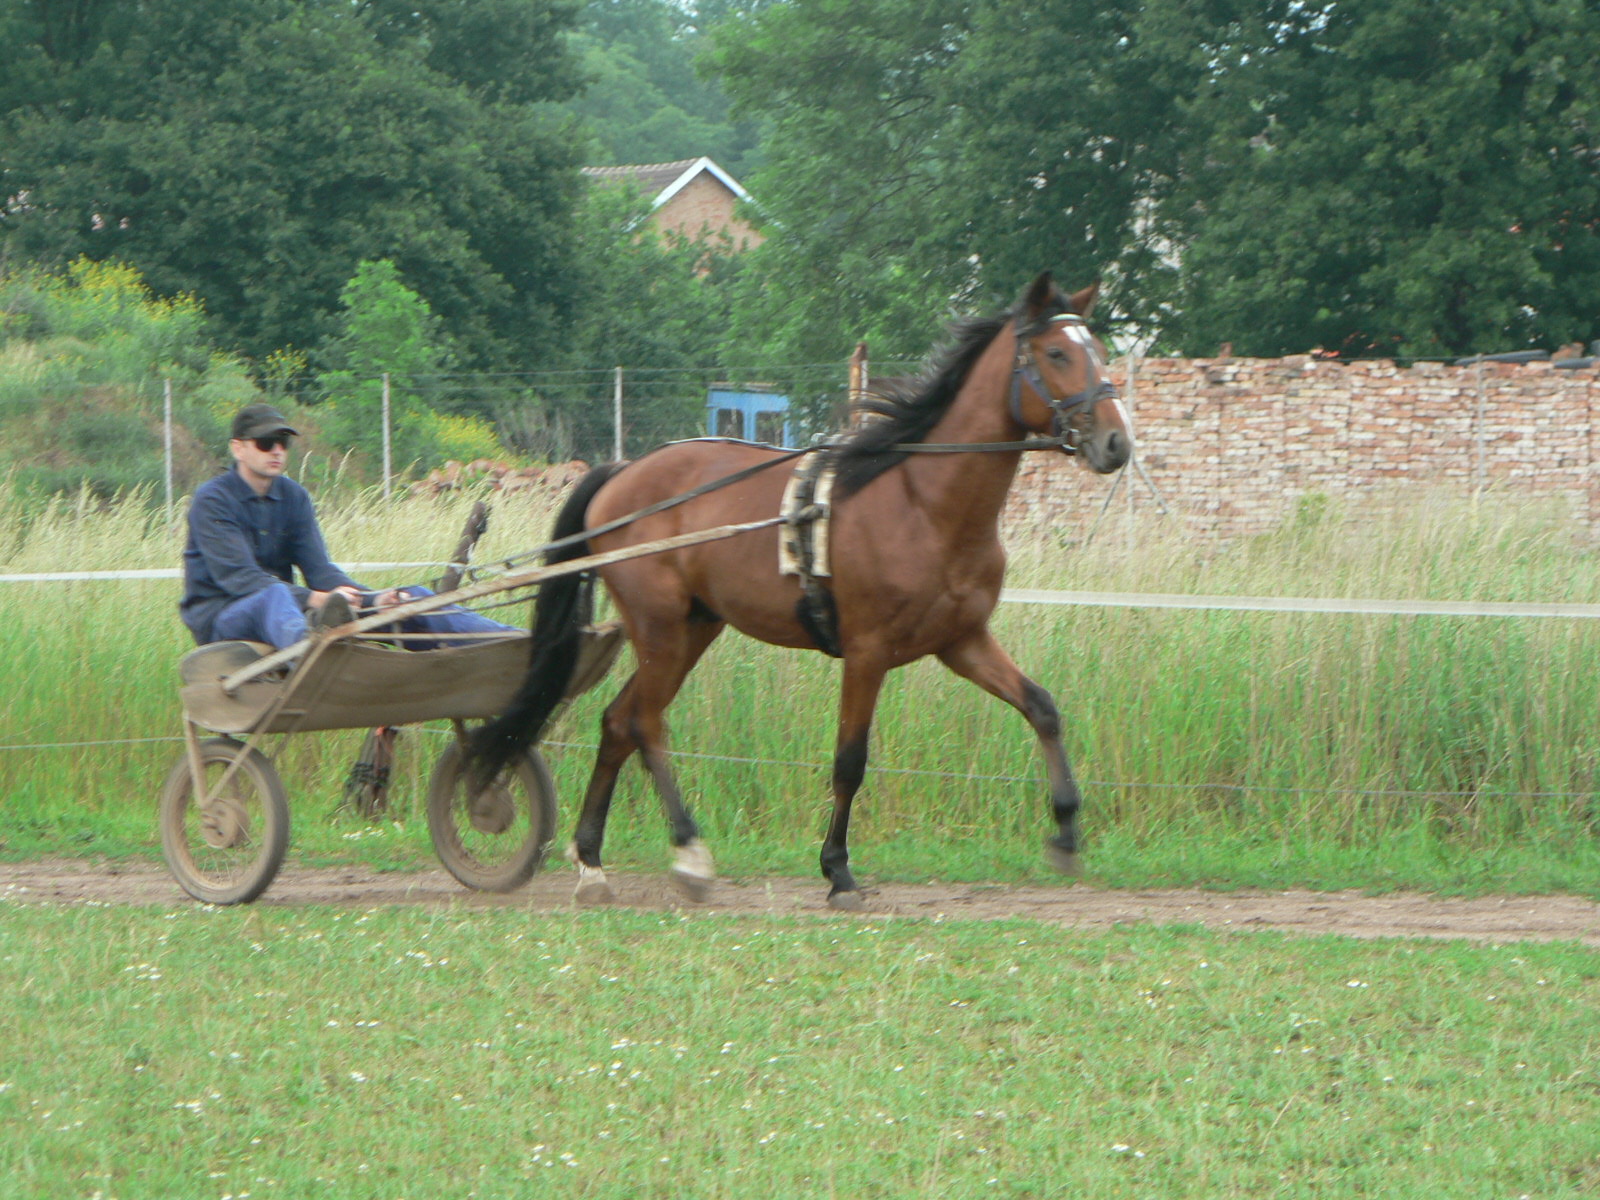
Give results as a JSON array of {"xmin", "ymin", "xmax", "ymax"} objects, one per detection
[
  {"xmin": 381, "ymin": 373, "xmax": 392, "ymax": 501},
  {"xmin": 1125, "ymin": 353, "xmax": 1136, "ymax": 546},
  {"xmin": 1473, "ymin": 359, "xmax": 1487, "ymax": 496},
  {"xmin": 849, "ymin": 342, "xmax": 869, "ymax": 429},
  {"xmin": 163, "ymin": 378, "xmax": 174, "ymax": 525},
  {"xmin": 613, "ymin": 366, "xmax": 624, "ymax": 461}
]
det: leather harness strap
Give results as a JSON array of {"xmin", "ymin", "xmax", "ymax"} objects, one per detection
[{"xmin": 778, "ymin": 449, "xmax": 844, "ymax": 657}]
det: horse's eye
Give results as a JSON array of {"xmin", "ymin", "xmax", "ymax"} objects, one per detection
[{"xmin": 1046, "ymin": 346, "xmax": 1069, "ymax": 362}]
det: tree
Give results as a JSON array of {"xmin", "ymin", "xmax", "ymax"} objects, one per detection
[
  {"xmin": 705, "ymin": 0, "xmax": 1600, "ymax": 364},
  {"xmin": 317, "ymin": 258, "xmax": 502, "ymax": 474},
  {"xmin": 705, "ymin": 0, "xmax": 1188, "ymax": 370},
  {"xmin": 0, "ymin": 0, "xmax": 588, "ymax": 370},
  {"xmin": 1159, "ymin": 0, "xmax": 1600, "ymax": 358},
  {"xmin": 565, "ymin": 0, "xmax": 762, "ymax": 177},
  {"xmin": 531, "ymin": 180, "xmax": 740, "ymax": 459}
]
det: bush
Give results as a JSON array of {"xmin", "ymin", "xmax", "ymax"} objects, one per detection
[{"xmin": 9, "ymin": 399, "xmax": 164, "ymax": 498}]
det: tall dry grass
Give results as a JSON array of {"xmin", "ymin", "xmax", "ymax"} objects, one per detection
[{"xmin": 3, "ymin": 480, "xmax": 1599, "ymax": 893}]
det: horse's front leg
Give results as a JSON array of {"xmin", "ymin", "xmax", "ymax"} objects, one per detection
[
  {"xmin": 822, "ymin": 658, "xmax": 888, "ymax": 910},
  {"xmin": 938, "ymin": 629, "xmax": 1084, "ymax": 874}
]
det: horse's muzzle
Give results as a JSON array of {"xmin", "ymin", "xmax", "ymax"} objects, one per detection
[{"xmin": 1079, "ymin": 427, "xmax": 1132, "ymax": 474}]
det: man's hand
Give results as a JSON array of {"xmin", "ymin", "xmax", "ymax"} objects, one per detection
[{"xmin": 307, "ymin": 586, "xmax": 362, "ymax": 611}]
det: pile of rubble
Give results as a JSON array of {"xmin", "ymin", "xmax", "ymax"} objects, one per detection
[{"xmin": 409, "ymin": 458, "xmax": 590, "ymax": 497}]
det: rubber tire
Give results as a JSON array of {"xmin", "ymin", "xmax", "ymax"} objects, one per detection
[
  {"xmin": 426, "ymin": 740, "xmax": 558, "ymax": 893},
  {"xmin": 160, "ymin": 737, "xmax": 289, "ymax": 905}
]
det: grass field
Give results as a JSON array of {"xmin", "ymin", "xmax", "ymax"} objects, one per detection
[
  {"xmin": 5, "ymin": 481, "xmax": 1600, "ymax": 896},
  {"xmin": 2, "ymin": 903, "xmax": 1598, "ymax": 1199}
]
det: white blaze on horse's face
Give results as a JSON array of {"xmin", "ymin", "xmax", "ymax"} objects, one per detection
[
  {"xmin": 1057, "ymin": 315, "xmax": 1104, "ymax": 366},
  {"xmin": 1045, "ymin": 313, "xmax": 1110, "ymax": 392}
]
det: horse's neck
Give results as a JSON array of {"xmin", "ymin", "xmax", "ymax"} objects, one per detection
[{"xmin": 901, "ymin": 333, "xmax": 1026, "ymax": 540}]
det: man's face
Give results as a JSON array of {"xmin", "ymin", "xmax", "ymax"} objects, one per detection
[{"xmin": 230, "ymin": 434, "xmax": 292, "ymax": 483}]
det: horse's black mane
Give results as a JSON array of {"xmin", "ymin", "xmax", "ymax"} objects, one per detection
[{"xmin": 831, "ymin": 311, "xmax": 1011, "ymax": 497}]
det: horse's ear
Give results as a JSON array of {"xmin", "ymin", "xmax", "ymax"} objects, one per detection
[
  {"xmin": 1068, "ymin": 281, "xmax": 1100, "ymax": 318},
  {"xmin": 1021, "ymin": 272, "xmax": 1056, "ymax": 321}
]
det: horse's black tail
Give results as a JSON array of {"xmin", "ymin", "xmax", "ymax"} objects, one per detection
[{"xmin": 467, "ymin": 462, "xmax": 628, "ymax": 787}]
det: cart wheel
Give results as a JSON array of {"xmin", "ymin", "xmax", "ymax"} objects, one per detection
[
  {"xmin": 427, "ymin": 739, "xmax": 558, "ymax": 892},
  {"xmin": 159, "ymin": 737, "xmax": 289, "ymax": 905}
]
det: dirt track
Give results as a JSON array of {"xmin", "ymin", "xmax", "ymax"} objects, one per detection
[{"xmin": 4, "ymin": 858, "xmax": 1600, "ymax": 945}]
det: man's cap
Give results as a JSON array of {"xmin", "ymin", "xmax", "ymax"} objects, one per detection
[{"xmin": 231, "ymin": 404, "xmax": 299, "ymax": 441}]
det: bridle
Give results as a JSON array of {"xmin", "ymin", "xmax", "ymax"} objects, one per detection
[{"xmin": 1008, "ymin": 312, "xmax": 1119, "ymax": 451}]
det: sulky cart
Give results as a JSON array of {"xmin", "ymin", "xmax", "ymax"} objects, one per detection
[{"xmin": 160, "ymin": 517, "xmax": 775, "ymax": 904}]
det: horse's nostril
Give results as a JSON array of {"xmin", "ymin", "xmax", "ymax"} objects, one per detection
[{"xmin": 1106, "ymin": 431, "xmax": 1129, "ymax": 458}]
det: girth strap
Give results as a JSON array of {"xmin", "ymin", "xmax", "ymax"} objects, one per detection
[{"xmin": 778, "ymin": 449, "xmax": 843, "ymax": 658}]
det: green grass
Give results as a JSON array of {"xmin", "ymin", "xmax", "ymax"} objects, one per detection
[
  {"xmin": 2, "ymin": 903, "xmax": 1597, "ymax": 1199},
  {"xmin": 4, "ymin": 482, "xmax": 1600, "ymax": 896}
]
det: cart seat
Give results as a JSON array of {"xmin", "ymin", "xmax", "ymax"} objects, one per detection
[
  {"xmin": 178, "ymin": 623, "xmax": 625, "ymax": 735},
  {"xmin": 180, "ymin": 640, "xmax": 277, "ymax": 686}
]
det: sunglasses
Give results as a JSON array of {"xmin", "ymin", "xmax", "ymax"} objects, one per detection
[{"xmin": 251, "ymin": 436, "xmax": 291, "ymax": 452}]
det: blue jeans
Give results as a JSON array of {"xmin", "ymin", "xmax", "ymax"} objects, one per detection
[
  {"xmin": 211, "ymin": 582, "xmax": 307, "ymax": 649},
  {"xmin": 210, "ymin": 582, "xmax": 519, "ymax": 650},
  {"xmin": 370, "ymin": 585, "xmax": 521, "ymax": 651}
]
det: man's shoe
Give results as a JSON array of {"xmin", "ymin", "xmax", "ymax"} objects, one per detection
[{"xmin": 311, "ymin": 591, "xmax": 354, "ymax": 632}]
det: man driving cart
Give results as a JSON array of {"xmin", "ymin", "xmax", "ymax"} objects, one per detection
[{"xmin": 180, "ymin": 403, "xmax": 519, "ymax": 649}]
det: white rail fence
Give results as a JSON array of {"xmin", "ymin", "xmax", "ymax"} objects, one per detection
[{"xmin": 6, "ymin": 569, "xmax": 1600, "ymax": 621}]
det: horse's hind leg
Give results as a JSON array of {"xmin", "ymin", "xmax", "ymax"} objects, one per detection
[
  {"xmin": 567, "ymin": 682, "xmax": 638, "ymax": 904},
  {"xmin": 938, "ymin": 630, "xmax": 1084, "ymax": 874},
  {"xmin": 569, "ymin": 615, "xmax": 724, "ymax": 903}
]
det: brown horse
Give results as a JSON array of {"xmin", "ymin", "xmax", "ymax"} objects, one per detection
[{"xmin": 471, "ymin": 272, "xmax": 1131, "ymax": 908}]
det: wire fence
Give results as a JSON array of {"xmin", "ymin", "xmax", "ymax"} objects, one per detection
[
  {"xmin": 10, "ymin": 341, "xmax": 1600, "ymax": 500},
  {"xmin": 0, "ymin": 358, "xmax": 908, "ymax": 508},
  {"xmin": 7, "ymin": 342, "xmax": 1598, "ymax": 519},
  {"xmin": 0, "ymin": 731, "xmax": 1586, "ymax": 804}
]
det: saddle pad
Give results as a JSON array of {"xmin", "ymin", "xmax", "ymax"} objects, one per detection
[{"xmin": 778, "ymin": 450, "xmax": 838, "ymax": 579}]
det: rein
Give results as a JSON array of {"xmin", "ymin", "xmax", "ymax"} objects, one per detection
[
  {"xmin": 490, "ymin": 314, "xmax": 1106, "ymax": 573},
  {"xmin": 530, "ymin": 447, "xmax": 811, "ymax": 561}
]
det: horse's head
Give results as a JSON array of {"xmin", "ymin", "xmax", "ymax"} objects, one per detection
[{"xmin": 1009, "ymin": 272, "xmax": 1132, "ymax": 474}]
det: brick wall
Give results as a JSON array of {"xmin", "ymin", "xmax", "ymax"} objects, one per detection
[
  {"xmin": 1005, "ymin": 356, "xmax": 1600, "ymax": 540},
  {"xmin": 655, "ymin": 175, "xmax": 764, "ymax": 251}
]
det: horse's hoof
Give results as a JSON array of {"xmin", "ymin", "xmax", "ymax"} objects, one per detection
[
  {"xmin": 671, "ymin": 869, "xmax": 713, "ymax": 903},
  {"xmin": 826, "ymin": 888, "xmax": 866, "ymax": 912},
  {"xmin": 573, "ymin": 865, "xmax": 615, "ymax": 906},
  {"xmin": 670, "ymin": 838, "xmax": 715, "ymax": 903},
  {"xmin": 1046, "ymin": 845, "xmax": 1083, "ymax": 876}
]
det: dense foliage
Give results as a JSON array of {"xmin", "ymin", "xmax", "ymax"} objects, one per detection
[
  {"xmin": 707, "ymin": 0, "xmax": 1187, "ymax": 365},
  {"xmin": 0, "ymin": 258, "xmax": 256, "ymax": 494},
  {"xmin": 5, "ymin": 0, "xmax": 1600, "ymax": 481},
  {"xmin": 711, "ymin": 0, "xmax": 1600, "ymax": 361},
  {"xmin": 0, "ymin": 0, "xmax": 587, "ymax": 369},
  {"xmin": 564, "ymin": 0, "xmax": 762, "ymax": 177},
  {"xmin": 1161, "ymin": 0, "xmax": 1600, "ymax": 359}
]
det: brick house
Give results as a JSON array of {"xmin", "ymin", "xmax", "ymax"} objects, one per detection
[{"xmin": 580, "ymin": 156, "xmax": 764, "ymax": 251}]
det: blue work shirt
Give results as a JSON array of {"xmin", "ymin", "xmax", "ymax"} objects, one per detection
[{"xmin": 180, "ymin": 468, "xmax": 359, "ymax": 644}]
